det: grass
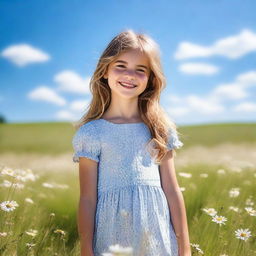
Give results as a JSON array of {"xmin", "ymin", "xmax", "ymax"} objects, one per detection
[{"xmin": 0, "ymin": 122, "xmax": 255, "ymax": 255}]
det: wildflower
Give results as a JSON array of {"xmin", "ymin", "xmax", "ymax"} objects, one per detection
[
  {"xmin": 25, "ymin": 198, "xmax": 34, "ymax": 204},
  {"xmin": 42, "ymin": 182, "xmax": 54, "ymax": 188},
  {"xmin": 190, "ymin": 243, "xmax": 204, "ymax": 254},
  {"xmin": 54, "ymin": 229, "xmax": 66, "ymax": 236},
  {"xmin": 212, "ymin": 215, "xmax": 227, "ymax": 226},
  {"xmin": 1, "ymin": 167, "xmax": 16, "ymax": 177},
  {"xmin": 0, "ymin": 180, "xmax": 12, "ymax": 187},
  {"xmin": 26, "ymin": 243, "xmax": 36, "ymax": 249},
  {"xmin": 180, "ymin": 187, "xmax": 186, "ymax": 192},
  {"xmin": 200, "ymin": 173, "xmax": 208, "ymax": 178},
  {"xmin": 25, "ymin": 229, "xmax": 38, "ymax": 237},
  {"xmin": 245, "ymin": 197, "xmax": 254, "ymax": 206},
  {"xmin": 0, "ymin": 200, "xmax": 19, "ymax": 212},
  {"xmin": 229, "ymin": 206, "xmax": 240, "ymax": 212},
  {"xmin": 50, "ymin": 213, "xmax": 55, "ymax": 217},
  {"xmin": 217, "ymin": 169, "xmax": 226, "ymax": 175},
  {"xmin": 13, "ymin": 183, "xmax": 25, "ymax": 189},
  {"xmin": 0, "ymin": 232, "xmax": 7, "ymax": 237},
  {"xmin": 202, "ymin": 208, "xmax": 217, "ymax": 216},
  {"xmin": 235, "ymin": 228, "xmax": 251, "ymax": 241},
  {"xmin": 244, "ymin": 207, "xmax": 256, "ymax": 216},
  {"xmin": 229, "ymin": 188, "xmax": 240, "ymax": 198},
  {"xmin": 178, "ymin": 172, "xmax": 192, "ymax": 178},
  {"xmin": 42, "ymin": 182, "xmax": 69, "ymax": 189}
]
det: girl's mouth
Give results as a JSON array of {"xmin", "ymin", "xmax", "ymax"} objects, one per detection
[{"xmin": 118, "ymin": 81, "xmax": 137, "ymax": 89}]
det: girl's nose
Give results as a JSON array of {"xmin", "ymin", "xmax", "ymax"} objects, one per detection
[{"xmin": 123, "ymin": 69, "xmax": 136, "ymax": 77}]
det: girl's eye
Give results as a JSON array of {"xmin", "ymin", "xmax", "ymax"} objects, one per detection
[
  {"xmin": 116, "ymin": 65, "xmax": 126, "ymax": 68},
  {"xmin": 137, "ymin": 69, "xmax": 145, "ymax": 73}
]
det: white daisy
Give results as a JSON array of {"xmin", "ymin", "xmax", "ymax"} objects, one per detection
[
  {"xmin": 202, "ymin": 207, "xmax": 217, "ymax": 216},
  {"xmin": 244, "ymin": 207, "xmax": 256, "ymax": 216},
  {"xmin": 54, "ymin": 229, "xmax": 66, "ymax": 236},
  {"xmin": 245, "ymin": 197, "xmax": 254, "ymax": 206},
  {"xmin": 212, "ymin": 215, "xmax": 227, "ymax": 226},
  {"xmin": 25, "ymin": 229, "xmax": 38, "ymax": 237},
  {"xmin": 199, "ymin": 173, "xmax": 208, "ymax": 178},
  {"xmin": 190, "ymin": 243, "xmax": 204, "ymax": 254},
  {"xmin": 0, "ymin": 200, "xmax": 19, "ymax": 212},
  {"xmin": 235, "ymin": 228, "xmax": 252, "ymax": 241},
  {"xmin": 217, "ymin": 169, "xmax": 226, "ymax": 175},
  {"xmin": 178, "ymin": 172, "xmax": 192, "ymax": 178},
  {"xmin": 0, "ymin": 232, "xmax": 8, "ymax": 237},
  {"xmin": 1, "ymin": 167, "xmax": 16, "ymax": 177},
  {"xmin": 229, "ymin": 188, "xmax": 240, "ymax": 198},
  {"xmin": 25, "ymin": 198, "xmax": 34, "ymax": 204},
  {"xmin": 229, "ymin": 206, "xmax": 240, "ymax": 212}
]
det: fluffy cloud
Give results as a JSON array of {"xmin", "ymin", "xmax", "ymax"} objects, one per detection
[
  {"xmin": 1, "ymin": 44, "xmax": 50, "ymax": 67},
  {"xmin": 166, "ymin": 70, "xmax": 256, "ymax": 118},
  {"xmin": 27, "ymin": 86, "xmax": 66, "ymax": 106},
  {"xmin": 179, "ymin": 62, "xmax": 219, "ymax": 75},
  {"xmin": 55, "ymin": 110, "xmax": 77, "ymax": 121},
  {"xmin": 174, "ymin": 29, "xmax": 256, "ymax": 60},
  {"xmin": 54, "ymin": 70, "xmax": 91, "ymax": 94},
  {"xmin": 233, "ymin": 102, "xmax": 256, "ymax": 112},
  {"xmin": 69, "ymin": 99, "xmax": 89, "ymax": 112}
]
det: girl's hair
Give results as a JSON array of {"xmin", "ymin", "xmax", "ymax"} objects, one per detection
[{"xmin": 73, "ymin": 29, "xmax": 182, "ymax": 163}]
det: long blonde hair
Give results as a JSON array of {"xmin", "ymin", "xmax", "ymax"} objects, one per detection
[{"xmin": 73, "ymin": 29, "xmax": 182, "ymax": 163}]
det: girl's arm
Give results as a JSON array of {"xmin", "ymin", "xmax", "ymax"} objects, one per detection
[
  {"xmin": 159, "ymin": 150, "xmax": 191, "ymax": 256},
  {"xmin": 78, "ymin": 157, "xmax": 98, "ymax": 256}
]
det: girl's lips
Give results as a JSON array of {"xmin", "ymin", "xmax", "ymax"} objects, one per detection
[{"xmin": 118, "ymin": 81, "xmax": 137, "ymax": 87}]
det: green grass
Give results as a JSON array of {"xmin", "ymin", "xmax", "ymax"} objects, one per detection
[
  {"xmin": 0, "ymin": 122, "xmax": 255, "ymax": 255},
  {"xmin": 0, "ymin": 122, "xmax": 256, "ymax": 154}
]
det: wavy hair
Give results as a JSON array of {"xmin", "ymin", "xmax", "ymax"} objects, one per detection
[{"xmin": 73, "ymin": 29, "xmax": 182, "ymax": 163}]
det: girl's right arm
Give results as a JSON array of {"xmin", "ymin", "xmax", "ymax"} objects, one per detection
[{"xmin": 78, "ymin": 157, "xmax": 98, "ymax": 256}]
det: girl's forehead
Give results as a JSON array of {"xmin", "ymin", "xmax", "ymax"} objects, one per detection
[{"xmin": 114, "ymin": 49, "xmax": 150, "ymax": 65}]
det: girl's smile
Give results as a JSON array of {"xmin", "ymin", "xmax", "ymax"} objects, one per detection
[{"xmin": 103, "ymin": 49, "xmax": 150, "ymax": 97}]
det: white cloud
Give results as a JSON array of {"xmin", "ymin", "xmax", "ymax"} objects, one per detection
[
  {"xmin": 69, "ymin": 99, "xmax": 89, "ymax": 112},
  {"xmin": 27, "ymin": 86, "xmax": 66, "ymax": 106},
  {"xmin": 185, "ymin": 95, "xmax": 224, "ymax": 114},
  {"xmin": 179, "ymin": 62, "xmax": 219, "ymax": 75},
  {"xmin": 1, "ymin": 44, "xmax": 50, "ymax": 67},
  {"xmin": 55, "ymin": 110, "xmax": 77, "ymax": 121},
  {"xmin": 166, "ymin": 69, "xmax": 256, "ymax": 118},
  {"xmin": 236, "ymin": 70, "xmax": 256, "ymax": 87},
  {"xmin": 167, "ymin": 106, "xmax": 190, "ymax": 117},
  {"xmin": 54, "ymin": 70, "xmax": 91, "ymax": 94},
  {"xmin": 233, "ymin": 102, "xmax": 256, "ymax": 112},
  {"xmin": 174, "ymin": 29, "xmax": 256, "ymax": 60},
  {"xmin": 211, "ymin": 83, "xmax": 248, "ymax": 100}
]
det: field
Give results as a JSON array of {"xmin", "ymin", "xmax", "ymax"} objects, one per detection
[{"xmin": 0, "ymin": 122, "xmax": 255, "ymax": 255}]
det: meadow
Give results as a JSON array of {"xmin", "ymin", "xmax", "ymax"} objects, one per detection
[{"xmin": 0, "ymin": 122, "xmax": 255, "ymax": 256}]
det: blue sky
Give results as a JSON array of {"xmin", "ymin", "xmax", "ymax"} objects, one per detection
[{"xmin": 0, "ymin": 0, "xmax": 256, "ymax": 125}]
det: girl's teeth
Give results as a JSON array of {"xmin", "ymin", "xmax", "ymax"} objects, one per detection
[{"xmin": 119, "ymin": 82, "xmax": 136, "ymax": 88}]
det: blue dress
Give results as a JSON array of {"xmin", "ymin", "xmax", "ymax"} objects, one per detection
[{"xmin": 72, "ymin": 119, "xmax": 183, "ymax": 256}]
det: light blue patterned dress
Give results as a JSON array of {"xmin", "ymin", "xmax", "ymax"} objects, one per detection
[{"xmin": 72, "ymin": 119, "xmax": 183, "ymax": 256}]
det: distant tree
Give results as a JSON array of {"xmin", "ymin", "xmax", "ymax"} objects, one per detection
[{"xmin": 0, "ymin": 114, "xmax": 6, "ymax": 123}]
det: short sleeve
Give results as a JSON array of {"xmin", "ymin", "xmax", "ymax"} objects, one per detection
[
  {"xmin": 72, "ymin": 123, "xmax": 101, "ymax": 163},
  {"xmin": 167, "ymin": 128, "xmax": 183, "ymax": 151}
]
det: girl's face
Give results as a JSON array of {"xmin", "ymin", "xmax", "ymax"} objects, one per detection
[{"xmin": 103, "ymin": 49, "xmax": 150, "ymax": 99}]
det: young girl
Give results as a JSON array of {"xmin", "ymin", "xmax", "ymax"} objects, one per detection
[{"xmin": 72, "ymin": 30, "xmax": 191, "ymax": 256}]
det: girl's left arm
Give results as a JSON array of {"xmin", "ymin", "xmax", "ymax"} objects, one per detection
[{"xmin": 159, "ymin": 150, "xmax": 191, "ymax": 256}]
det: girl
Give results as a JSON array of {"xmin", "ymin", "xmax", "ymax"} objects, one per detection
[{"xmin": 72, "ymin": 30, "xmax": 191, "ymax": 256}]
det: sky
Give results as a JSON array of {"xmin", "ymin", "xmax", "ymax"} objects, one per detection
[{"xmin": 0, "ymin": 0, "xmax": 256, "ymax": 126}]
